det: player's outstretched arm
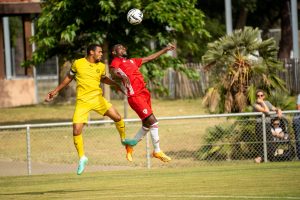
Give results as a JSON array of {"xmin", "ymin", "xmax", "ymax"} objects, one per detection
[
  {"xmin": 142, "ymin": 43, "xmax": 176, "ymax": 64},
  {"xmin": 45, "ymin": 74, "xmax": 73, "ymax": 102}
]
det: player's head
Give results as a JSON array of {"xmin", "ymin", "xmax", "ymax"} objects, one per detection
[
  {"xmin": 112, "ymin": 44, "xmax": 127, "ymax": 57},
  {"xmin": 87, "ymin": 44, "xmax": 103, "ymax": 63}
]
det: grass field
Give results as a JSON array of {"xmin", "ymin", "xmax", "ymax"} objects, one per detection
[
  {"xmin": 1, "ymin": 99, "xmax": 300, "ymax": 199},
  {"xmin": 0, "ymin": 98, "xmax": 206, "ymax": 125},
  {"xmin": 1, "ymin": 162, "xmax": 300, "ymax": 200}
]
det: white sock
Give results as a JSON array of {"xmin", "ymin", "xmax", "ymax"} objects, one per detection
[
  {"xmin": 134, "ymin": 126, "xmax": 149, "ymax": 142},
  {"xmin": 150, "ymin": 122, "xmax": 160, "ymax": 153}
]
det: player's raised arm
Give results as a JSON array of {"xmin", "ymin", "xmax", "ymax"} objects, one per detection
[
  {"xmin": 45, "ymin": 73, "xmax": 74, "ymax": 102},
  {"xmin": 141, "ymin": 43, "xmax": 176, "ymax": 64}
]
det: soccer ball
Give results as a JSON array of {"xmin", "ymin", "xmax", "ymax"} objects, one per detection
[{"xmin": 127, "ymin": 8, "xmax": 143, "ymax": 25}]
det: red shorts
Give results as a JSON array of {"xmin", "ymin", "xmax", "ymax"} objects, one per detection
[{"xmin": 128, "ymin": 89, "xmax": 153, "ymax": 120}]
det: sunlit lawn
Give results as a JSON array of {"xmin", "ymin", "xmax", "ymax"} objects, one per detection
[
  {"xmin": 1, "ymin": 163, "xmax": 300, "ymax": 200},
  {"xmin": 0, "ymin": 98, "xmax": 206, "ymax": 125}
]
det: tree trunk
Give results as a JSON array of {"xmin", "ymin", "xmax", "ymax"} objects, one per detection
[
  {"xmin": 278, "ymin": 0, "xmax": 292, "ymax": 59},
  {"xmin": 57, "ymin": 58, "xmax": 76, "ymax": 102},
  {"xmin": 235, "ymin": 7, "xmax": 248, "ymax": 30},
  {"xmin": 102, "ymin": 41, "xmax": 110, "ymax": 101}
]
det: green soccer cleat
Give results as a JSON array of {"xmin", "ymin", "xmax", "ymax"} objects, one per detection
[
  {"xmin": 122, "ymin": 138, "xmax": 138, "ymax": 146},
  {"xmin": 77, "ymin": 155, "xmax": 88, "ymax": 175}
]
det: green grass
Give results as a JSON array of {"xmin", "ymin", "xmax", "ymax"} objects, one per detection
[
  {"xmin": 0, "ymin": 163, "xmax": 300, "ymax": 200},
  {"xmin": 0, "ymin": 118, "xmax": 228, "ymax": 166},
  {"xmin": 0, "ymin": 98, "xmax": 206, "ymax": 125},
  {"xmin": 1, "ymin": 99, "xmax": 300, "ymax": 199}
]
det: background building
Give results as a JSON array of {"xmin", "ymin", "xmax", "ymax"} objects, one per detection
[{"xmin": 0, "ymin": 0, "xmax": 41, "ymax": 107}]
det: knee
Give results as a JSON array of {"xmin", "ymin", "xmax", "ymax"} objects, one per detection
[
  {"xmin": 114, "ymin": 115, "xmax": 122, "ymax": 122},
  {"xmin": 111, "ymin": 112, "xmax": 122, "ymax": 122},
  {"xmin": 143, "ymin": 115, "xmax": 158, "ymax": 127},
  {"xmin": 73, "ymin": 124, "xmax": 83, "ymax": 136},
  {"xmin": 73, "ymin": 130, "xmax": 81, "ymax": 136}
]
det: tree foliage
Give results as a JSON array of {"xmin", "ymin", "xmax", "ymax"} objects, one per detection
[
  {"xmin": 199, "ymin": 0, "xmax": 295, "ymax": 59},
  {"xmin": 27, "ymin": 0, "xmax": 209, "ymax": 93},
  {"xmin": 202, "ymin": 27, "xmax": 286, "ymax": 113}
]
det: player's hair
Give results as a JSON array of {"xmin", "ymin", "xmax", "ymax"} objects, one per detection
[
  {"xmin": 111, "ymin": 44, "xmax": 124, "ymax": 55},
  {"xmin": 87, "ymin": 44, "xmax": 101, "ymax": 55}
]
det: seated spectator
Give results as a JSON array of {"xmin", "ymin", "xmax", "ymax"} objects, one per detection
[
  {"xmin": 252, "ymin": 89, "xmax": 282, "ymax": 163},
  {"xmin": 271, "ymin": 118, "xmax": 288, "ymax": 140},
  {"xmin": 253, "ymin": 89, "xmax": 282, "ymax": 118}
]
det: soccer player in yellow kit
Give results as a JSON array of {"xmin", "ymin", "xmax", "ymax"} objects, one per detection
[{"xmin": 45, "ymin": 44, "xmax": 126, "ymax": 175}]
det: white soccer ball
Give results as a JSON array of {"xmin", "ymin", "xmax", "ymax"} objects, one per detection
[{"xmin": 127, "ymin": 8, "xmax": 143, "ymax": 25}]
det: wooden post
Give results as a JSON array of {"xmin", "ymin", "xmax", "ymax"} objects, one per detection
[
  {"xmin": 102, "ymin": 41, "xmax": 110, "ymax": 101},
  {"xmin": 0, "ymin": 18, "xmax": 5, "ymax": 79},
  {"xmin": 23, "ymin": 15, "xmax": 33, "ymax": 76}
]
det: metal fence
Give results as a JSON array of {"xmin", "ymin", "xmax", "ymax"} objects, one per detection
[
  {"xmin": 280, "ymin": 58, "xmax": 300, "ymax": 94},
  {"xmin": 1, "ymin": 111, "xmax": 299, "ymax": 176}
]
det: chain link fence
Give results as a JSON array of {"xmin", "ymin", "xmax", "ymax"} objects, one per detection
[{"xmin": 1, "ymin": 111, "xmax": 299, "ymax": 176}]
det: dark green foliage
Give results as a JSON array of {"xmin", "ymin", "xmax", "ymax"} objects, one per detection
[
  {"xmin": 27, "ymin": 0, "xmax": 209, "ymax": 94},
  {"xmin": 202, "ymin": 27, "xmax": 286, "ymax": 113},
  {"xmin": 197, "ymin": 118, "xmax": 257, "ymax": 161},
  {"xmin": 266, "ymin": 90, "xmax": 296, "ymax": 110}
]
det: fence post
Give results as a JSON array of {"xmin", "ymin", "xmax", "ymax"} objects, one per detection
[
  {"xmin": 26, "ymin": 125, "xmax": 32, "ymax": 175},
  {"xmin": 124, "ymin": 96, "xmax": 128, "ymax": 119},
  {"xmin": 262, "ymin": 114, "xmax": 268, "ymax": 162},
  {"xmin": 146, "ymin": 133, "xmax": 151, "ymax": 169},
  {"xmin": 168, "ymin": 69, "xmax": 175, "ymax": 99}
]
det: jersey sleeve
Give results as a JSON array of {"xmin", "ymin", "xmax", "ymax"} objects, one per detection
[
  {"xmin": 101, "ymin": 63, "xmax": 106, "ymax": 78},
  {"xmin": 132, "ymin": 58, "xmax": 143, "ymax": 68},
  {"xmin": 70, "ymin": 60, "xmax": 77, "ymax": 76},
  {"xmin": 110, "ymin": 58, "xmax": 121, "ymax": 69}
]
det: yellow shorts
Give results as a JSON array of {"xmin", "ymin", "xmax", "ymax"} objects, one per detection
[{"xmin": 73, "ymin": 96, "xmax": 112, "ymax": 123}]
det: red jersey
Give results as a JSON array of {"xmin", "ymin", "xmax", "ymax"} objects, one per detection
[{"xmin": 110, "ymin": 57, "xmax": 145, "ymax": 97}]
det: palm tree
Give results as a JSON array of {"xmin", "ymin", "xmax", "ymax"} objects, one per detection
[{"xmin": 202, "ymin": 27, "xmax": 286, "ymax": 113}]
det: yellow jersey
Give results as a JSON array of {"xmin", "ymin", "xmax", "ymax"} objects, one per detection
[{"xmin": 70, "ymin": 58, "xmax": 106, "ymax": 102}]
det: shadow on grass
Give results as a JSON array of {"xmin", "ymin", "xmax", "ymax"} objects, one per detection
[
  {"xmin": 0, "ymin": 188, "xmax": 116, "ymax": 196},
  {"xmin": 166, "ymin": 150, "xmax": 198, "ymax": 160}
]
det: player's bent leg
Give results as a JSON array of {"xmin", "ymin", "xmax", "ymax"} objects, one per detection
[
  {"xmin": 133, "ymin": 126, "xmax": 149, "ymax": 142},
  {"xmin": 115, "ymin": 119, "xmax": 126, "ymax": 142},
  {"xmin": 105, "ymin": 107, "xmax": 127, "ymax": 143},
  {"xmin": 104, "ymin": 107, "xmax": 137, "ymax": 161}
]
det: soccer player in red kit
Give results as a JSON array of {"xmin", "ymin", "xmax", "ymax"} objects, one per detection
[{"xmin": 110, "ymin": 43, "xmax": 176, "ymax": 162}]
